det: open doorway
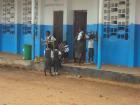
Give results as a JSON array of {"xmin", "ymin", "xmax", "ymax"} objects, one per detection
[
  {"xmin": 53, "ymin": 11, "xmax": 63, "ymax": 46},
  {"xmin": 73, "ymin": 10, "xmax": 87, "ymax": 61}
]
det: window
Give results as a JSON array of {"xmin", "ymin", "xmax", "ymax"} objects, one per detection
[{"xmin": 103, "ymin": 0, "xmax": 129, "ymax": 40}]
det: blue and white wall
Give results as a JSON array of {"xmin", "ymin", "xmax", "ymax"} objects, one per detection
[
  {"xmin": 101, "ymin": 0, "xmax": 140, "ymax": 67},
  {"xmin": 41, "ymin": 0, "xmax": 99, "ymax": 58},
  {"xmin": 0, "ymin": 0, "xmax": 17, "ymax": 54},
  {"xmin": 0, "ymin": 0, "xmax": 42, "ymax": 58},
  {"xmin": 72, "ymin": 0, "xmax": 99, "ymax": 61},
  {"xmin": 0, "ymin": 0, "xmax": 140, "ymax": 67}
]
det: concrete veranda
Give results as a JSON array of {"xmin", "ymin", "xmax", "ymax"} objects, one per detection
[{"xmin": 0, "ymin": 52, "xmax": 140, "ymax": 83}]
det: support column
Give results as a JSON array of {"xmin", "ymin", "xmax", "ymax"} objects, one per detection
[
  {"xmin": 38, "ymin": 0, "xmax": 42, "ymax": 57},
  {"xmin": 128, "ymin": 0, "xmax": 136, "ymax": 67},
  {"xmin": 97, "ymin": 0, "xmax": 104, "ymax": 70},
  {"xmin": 32, "ymin": 0, "xmax": 35, "ymax": 60},
  {"xmin": 0, "ymin": 3, "xmax": 1, "ymax": 52},
  {"xmin": 63, "ymin": 0, "xmax": 73, "ymax": 58},
  {"xmin": 15, "ymin": 0, "xmax": 18, "ymax": 54}
]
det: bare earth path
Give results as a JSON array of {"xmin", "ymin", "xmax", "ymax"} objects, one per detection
[{"xmin": 0, "ymin": 65, "xmax": 140, "ymax": 105}]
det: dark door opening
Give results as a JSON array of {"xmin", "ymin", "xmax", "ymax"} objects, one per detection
[
  {"xmin": 53, "ymin": 11, "xmax": 63, "ymax": 46},
  {"xmin": 73, "ymin": 10, "xmax": 87, "ymax": 61},
  {"xmin": 74, "ymin": 10, "xmax": 87, "ymax": 37}
]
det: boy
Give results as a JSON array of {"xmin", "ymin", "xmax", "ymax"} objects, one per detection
[
  {"xmin": 63, "ymin": 42, "xmax": 69, "ymax": 63},
  {"xmin": 41, "ymin": 31, "xmax": 56, "ymax": 49},
  {"xmin": 88, "ymin": 34, "xmax": 94, "ymax": 63},
  {"xmin": 46, "ymin": 31, "xmax": 56, "ymax": 49},
  {"xmin": 44, "ymin": 48, "xmax": 53, "ymax": 76},
  {"xmin": 53, "ymin": 49, "xmax": 61, "ymax": 75}
]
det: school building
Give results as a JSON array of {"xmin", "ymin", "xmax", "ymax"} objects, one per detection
[{"xmin": 0, "ymin": 0, "xmax": 140, "ymax": 68}]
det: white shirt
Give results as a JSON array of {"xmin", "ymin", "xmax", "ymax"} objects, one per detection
[
  {"xmin": 41, "ymin": 35, "xmax": 56, "ymax": 46},
  {"xmin": 64, "ymin": 45, "xmax": 69, "ymax": 53},
  {"xmin": 51, "ymin": 50, "xmax": 54, "ymax": 59},
  {"xmin": 88, "ymin": 39, "xmax": 94, "ymax": 48},
  {"xmin": 77, "ymin": 31, "xmax": 84, "ymax": 41},
  {"xmin": 47, "ymin": 35, "xmax": 56, "ymax": 42}
]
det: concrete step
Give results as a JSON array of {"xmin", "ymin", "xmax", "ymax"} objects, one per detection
[
  {"xmin": 62, "ymin": 65, "xmax": 140, "ymax": 84},
  {"xmin": 0, "ymin": 56, "xmax": 140, "ymax": 84},
  {"xmin": 0, "ymin": 57, "xmax": 32, "ymax": 67}
]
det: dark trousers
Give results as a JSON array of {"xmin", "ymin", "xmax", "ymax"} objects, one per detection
[
  {"xmin": 54, "ymin": 60, "xmax": 59, "ymax": 73},
  {"xmin": 53, "ymin": 59, "xmax": 60, "ymax": 72},
  {"xmin": 44, "ymin": 64, "xmax": 51, "ymax": 76},
  {"xmin": 88, "ymin": 48, "xmax": 94, "ymax": 62}
]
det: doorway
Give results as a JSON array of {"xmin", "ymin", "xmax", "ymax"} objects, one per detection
[
  {"xmin": 73, "ymin": 10, "xmax": 87, "ymax": 61},
  {"xmin": 53, "ymin": 11, "xmax": 63, "ymax": 46},
  {"xmin": 74, "ymin": 10, "xmax": 87, "ymax": 36}
]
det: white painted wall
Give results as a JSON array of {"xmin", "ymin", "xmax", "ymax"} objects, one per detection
[
  {"xmin": 0, "ymin": 0, "xmax": 138, "ymax": 25},
  {"xmin": 72, "ymin": 0, "xmax": 99, "ymax": 24},
  {"xmin": 128, "ymin": 0, "xmax": 136, "ymax": 24},
  {"xmin": 42, "ymin": 0, "xmax": 65, "ymax": 25},
  {"xmin": 16, "ymin": 0, "xmax": 22, "ymax": 24},
  {"xmin": 135, "ymin": 0, "xmax": 140, "ymax": 24},
  {"xmin": 0, "ymin": 0, "xmax": 2, "ymax": 24},
  {"xmin": 42, "ymin": 0, "xmax": 99, "ymax": 25}
]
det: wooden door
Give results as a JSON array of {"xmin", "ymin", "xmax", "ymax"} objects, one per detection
[
  {"xmin": 74, "ymin": 10, "xmax": 87, "ymax": 36},
  {"xmin": 53, "ymin": 11, "xmax": 63, "ymax": 46},
  {"xmin": 74, "ymin": 10, "xmax": 87, "ymax": 61}
]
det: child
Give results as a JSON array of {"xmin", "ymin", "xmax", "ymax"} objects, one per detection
[
  {"xmin": 53, "ymin": 49, "xmax": 61, "ymax": 75},
  {"xmin": 63, "ymin": 42, "xmax": 69, "ymax": 63},
  {"xmin": 88, "ymin": 34, "xmax": 94, "ymax": 63},
  {"xmin": 44, "ymin": 48, "xmax": 53, "ymax": 76},
  {"xmin": 58, "ymin": 42, "xmax": 65, "ymax": 67},
  {"xmin": 44, "ymin": 47, "xmax": 61, "ymax": 76}
]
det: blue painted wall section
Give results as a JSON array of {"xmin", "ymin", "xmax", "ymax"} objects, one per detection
[
  {"xmin": 101, "ymin": 24, "xmax": 139, "ymax": 67},
  {"xmin": 40, "ymin": 25, "xmax": 53, "ymax": 56},
  {"xmin": 86, "ymin": 24, "xmax": 98, "ymax": 64},
  {"xmin": 35, "ymin": 24, "xmax": 41, "ymax": 57},
  {"xmin": 0, "ymin": 23, "xmax": 140, "ymax": 67},
  {"xmin": 135, "ymin": 24, "xmax": 140, "ymax": 67},
  {"xmin": 0, "ymin": 25, "xmax": 1, "ymax": 51},
  {"xmin": 102, "ymin": 39, "xmax": 129, "ymax": 66},
  {"xmin": 128, "ymin": 24, "xmax": 135, "ymax": 67},
  {"xmin": 17, "ymin": 24, "xmax": 23, "ymax": 54},
  {"xmin": 64, "ymin": 25, "xmax": 74, "ymax": 59},
  {"xmin": 0, "ymin": 24, "xmax": 17, "ymax": 54}
]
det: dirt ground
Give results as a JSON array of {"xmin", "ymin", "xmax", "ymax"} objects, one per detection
[{"xmin": 0, "ymin": 65, "xmax": 140, "ymax": 105}]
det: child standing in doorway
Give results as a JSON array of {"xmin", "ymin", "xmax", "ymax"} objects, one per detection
[{"xmin": 88, "ymin": 34, "xmax": 94, "ymax": 63}]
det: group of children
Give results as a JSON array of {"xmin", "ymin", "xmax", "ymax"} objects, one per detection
[
  {"xmin": 43, "ymin": 30, "xmax": 96, "ymax": 76},
  {"xmin": 43, "ymin": 31, "xmax": 69, "ymax": 76},
  {"xmin": 74, "ymin": 28, "xmax": 95, "ymax": 64}
]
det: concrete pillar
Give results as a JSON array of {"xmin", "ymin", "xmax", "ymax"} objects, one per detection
[
  {"xmin": 15, "ymin": 0, "xmax": 18, "ymax": 54},
  {"xmin": 63, "ymin": 0, "xmax": 73, "ymax": 41},
  {"xmin": 128, "ymin": 0, "xmax": 136, "ymax": 67},
  {"xmin": 97, "ymin": 0, "xmax": 104, "ymax": 70},
  {"xmin": 37, "ymin": 0, "xmax": 43, "ymax": 57},
  {"xmin": 0, "ymin": 1, "xmax": 2, "ymax": 52},
  {"xmin": 32, "ymin": 0, "xmax": 35, "ymax": 60},
  {"xmin": 63, "ymin": 0, "xmax": 74, "ymax": 58}
]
